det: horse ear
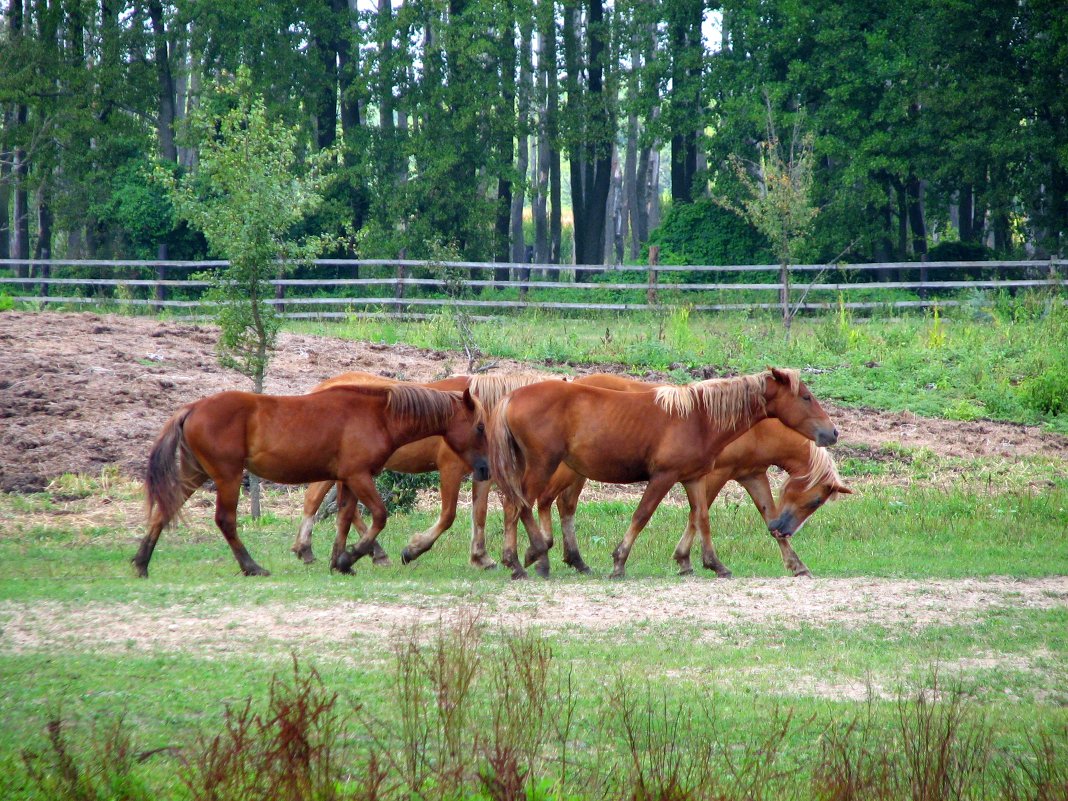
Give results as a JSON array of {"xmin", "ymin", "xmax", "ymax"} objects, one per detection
[
  {"xmin": 769, "ymin": 367, "xmax": 790, "ymax": 385},
  {"xmin": 834, "ymin": 483, "xmax": 854, "ymax": 495},
  {"xmin": 462, "ymin": 387, "xmax": 477, "ymax": 410}
]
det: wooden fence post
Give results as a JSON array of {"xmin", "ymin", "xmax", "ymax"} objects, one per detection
[
  {"xmin": 647, "ymin": 245, "xmax": 660, "ymax": 305},
  {"xmin": 395, "ymin": 263, "xmax": 406, "ymax": 300},
  {"xmin": 918, "ymin": 254, "xmax": 928, "ymax": 300}
]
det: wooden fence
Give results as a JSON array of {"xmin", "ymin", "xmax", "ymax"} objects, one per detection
[{"xmin": 1, "ymin": 257, "xmax": 1065, "ymax": 319}]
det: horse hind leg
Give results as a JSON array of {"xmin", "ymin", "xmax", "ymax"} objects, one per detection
[
  {"xmin": 331, "ymin": 484, "xmax": 367, "ymax": 572},
  {"xmin": 556, "ymin": 478, "xmax": 591, "ymax": 575},
  {"xmin": 292, "ymin": 481, "xmax": 334, "ymax": 564},
  {"xmin": 214, "ymin": 477, "xmax": 270, "ymax": 576},
  {"xmin": 610, "ymin": 474, "xmax": 676, "ymax": 580},
  {"xmin": 133, "ymin": 458, "xmax": 207, "ymax": 578}
]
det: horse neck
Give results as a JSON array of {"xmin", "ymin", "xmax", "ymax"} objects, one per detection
[
  {"xmin": 699, "ymin": 394, "xmax": 769, "ymax": 453},
  {"xmin": 758, "ymin": 423, "xmax": 813, "ymax": 474},
  {"xmin": 385, "ymin": 401, "xmax": 456, "ymax": 446}
]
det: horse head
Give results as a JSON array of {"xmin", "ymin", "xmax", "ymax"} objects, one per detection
[
  {"xmin": 767, "ymin": 446, "xmax": 853, "ymax": 537},
  {"xmin": 764, "ymin": 368, "xmax": 839, "ymax": 446},
  {"xmin": 444, "ymin": 388, "xmax": 491, "ymax": 482}
]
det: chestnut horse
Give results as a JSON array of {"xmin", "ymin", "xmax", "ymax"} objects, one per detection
[
  {"xmin": 293, "ymin": 371, "xmax": 560, "ymax": 571},
  {"xmin": 489, "ymin": 368, "xmax": 838, "ymax": 579},
  {"xmin": 521, "ymin": 374, "xmax": 852, "ymax": 578},
  {"xmin": 136, "ymin": 384, "xmax": 487, "ymax": 577}
]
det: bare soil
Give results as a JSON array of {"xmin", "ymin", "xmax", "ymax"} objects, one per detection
[{"xmin": 1, "ymin": 310, "xmax": 1067, "ymax": 493}]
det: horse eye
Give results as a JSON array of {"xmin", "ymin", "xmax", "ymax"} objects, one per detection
[
  {"xmin": 477, "ymin": 423, "xmax": 485, "ymax": 433},
  {"xmin": 802, "ymin": 394, "xmax": 812, "ymax": 402}
]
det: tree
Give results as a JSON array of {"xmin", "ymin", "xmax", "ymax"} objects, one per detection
[
  {"xmin": 722, "ymin": 100, "xmax": 817, "ymax": 341},
  {"xmin": 158, "ymin": 67, "xmax": 337, "ymax": 514}
]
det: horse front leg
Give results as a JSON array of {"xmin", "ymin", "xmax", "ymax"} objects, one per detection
[
  {"xmin": 736, "ymin": 473, "xmax": 810, "ymax": 576},
  {"xmin": 330, "ymin": 483, "xmax": 366, "ymax": 572},
  {"xmin": 683, "ymin": 479, "xmax": 731, "ymax": 578},
  {"xmin": 500, "ymin": 500, "xmax": 528, "ymax": 580},
  {"xmin": 338, "ymin": 474, "xmax": 390, "ymax": 570},
  {"xmin": 674, "ymin": 472, "xmax": 729, "ymax": 575},
  {"xmin": 215, "ymin": 475, "xmax": 270, "ymax": 576},
  {"xmin": 609, "ymin": 474, "xmax": 676, "ymax": 580},
  {"xmin": 401, "ymin": 461, "xmax": 464, "ymax": 565},
  {"xmin": 468, "ymin": 479, "xmax": 497, "ymax": 569},
  {"xmin": 292, "ymin": 480, "xmax": 333, "ymax": 564}
]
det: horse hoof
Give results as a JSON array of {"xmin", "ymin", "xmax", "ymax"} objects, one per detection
[
  {"xmin": 373, "ymin": 556, "xmax": 392, "ymax": 568},
  {"xmin": 334, "ymin": 552, "xmax": 355, "ymax": 574},
  {"xmin": 534, "ymin": 563, "xmax": 550, "ymax": 579},
  {"xmin": 795, "ymin": 570, "xmax": 813, "ymax": 579},
  {"xmin": 678, "ymin": 567, "xmax": 694, "ymax": 577},
  {"xmin": 608, "ymin": 569, "xmax": 625, "ymax": 580},
  {"xmin": 245, "ymin": 566, "xmax": 271, "ymax": 577},
  {"xmin": 471, "ymin": 556, "xmax": 498, "ymax": 570},
  {"xmin": 400, "ymin": 547, "xmax": 415, "ymax": 565},
  {"xmin": 716, "ymin": 570, "xmax": 734, "ymax": 579},
  {"xmin": 511, "ymin": 569, "xmax": 529, "ymax": 581}
]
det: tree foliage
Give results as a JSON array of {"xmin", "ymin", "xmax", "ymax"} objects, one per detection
[{"xmin": 157, "ymin": 67, "xmax": 337, "ymax": 392}]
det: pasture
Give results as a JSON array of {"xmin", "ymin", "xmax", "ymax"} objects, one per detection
[{"xmin": 0, "ymin": 309, "xmax": 1066, "ymax": 799}]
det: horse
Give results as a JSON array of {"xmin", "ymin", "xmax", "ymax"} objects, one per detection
[
  {"xmin": 521, "ymin": 373, "xmax": 854, "ymax": 580},
  {"xmin": 488, "ymin": 368, "xmax": 838, "ymax": 579},
  {"xmin": 521, "ymin": 374, "xmax": 852, "ymax": 578},
  {"xmin": 293, "ymin": 371, "xmax": 559, "ymax": 571},
  {"xmin": 135, "ymin": 384, "xmax": 488, "ymax": 577}
]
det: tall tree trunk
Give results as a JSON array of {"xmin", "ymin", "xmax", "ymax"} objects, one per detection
[
  {"xmin": 9, "ymin": 0, "xmax": 29, "ymax": 275},
  {"xmin": 0, "ymin": 111, "xmax": 10, "ymax": 259},
  {"xmin": 511, "ymin": 16, "xmax": 533, "ymax": 266},
  {"xmin": 958, "ymin": 184, "xmax": 975, "ymax": 243},
  {"xmin": 339, "ymin": 0, "xmax": 361, "ymax": 137},
  {"xmin": 148, "ymin": 0, "xmax": 178, "ymax": 162},
  {"xmin": 495, "ymin": 14, "xmax": 518, "ymax": 282},
  {"xmin": 906, "ymin": 174, "xmax": 927, "ymax": 257},
  {"xmin": 573, "ymin": 0, "xmax": 613, "ymax": 278},
  {"xmin": 669, "ymin": 0, "xmax": 701, "ymax": 204},
  {"xmin": 533, "ymin": 22, "xmax": 550, "ymax": 267},
  {"xmin": 34, "ymin": 188, "xmax": 52, "ymax": 295},
  {"xmin": 563, "ymin": 0, "xmax": 584, "ymax": 268},
  {"xmin": 546, "ymin": 6, "xmax": 562, "ymax": 273}
]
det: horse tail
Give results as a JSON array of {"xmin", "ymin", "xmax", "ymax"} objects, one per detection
[
  {"xmin": 145, "ymin": 405, "xmax": 198, "ymax": 528},
  {"xmin": 488, "ymin": 397, "xmax": 530, "ymax": 509}
]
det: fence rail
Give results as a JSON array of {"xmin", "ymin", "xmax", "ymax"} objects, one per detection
[{"xmin": 1, "ymin": 257, "xmax": 1065, "ymax": 318}]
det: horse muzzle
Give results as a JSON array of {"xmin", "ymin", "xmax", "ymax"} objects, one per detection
[
  {"xmin": 472, "ymin": 459, "xmax": 491, "ymax": 482},
  {"xmin": 816, "ymin": 426, "xmax": 839, "ymax": 447},
  {"xmin": 768, "ymin": 511, "xmax": 796, "ymax": 538}
]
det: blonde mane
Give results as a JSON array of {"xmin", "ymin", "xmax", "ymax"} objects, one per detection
[
  {"xmin": 654, "ymin": 373, "xmax": 766, "ymax": 429},
  {"xmin": 466, "ymin": 372, "xmax": 561, "ymax": 411},
  {"xmin": 797, "ymin": 442, "xmax": 844, "ymax": 492},
  {"xmin": 386, "ymin": 385, "xmax": 462, "ymax": 427}
]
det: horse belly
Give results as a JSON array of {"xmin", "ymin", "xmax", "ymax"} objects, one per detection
[{"xmin": 562, "ymin": 454, "xmax": 649, "ymax": 484}]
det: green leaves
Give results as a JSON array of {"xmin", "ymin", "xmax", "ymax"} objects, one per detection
[{"xmin": 159, "ymin": 67, "xmax": 339, "ymax": 388}]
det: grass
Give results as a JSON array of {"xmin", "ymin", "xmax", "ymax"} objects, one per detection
[
  {"xmin": 284, "ymin": 292, "xmax": 1068, "ymax": 433},
  {"xmin": 1, "ymin": 467, "xmax": 1066, "ymax": 797}
]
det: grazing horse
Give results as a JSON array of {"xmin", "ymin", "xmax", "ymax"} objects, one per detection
[
  {"xmin": 293, "ymin": 371, "xmax": 559, "ymax": 571},
  {"xmin": 489, "ymin": 369, "xmax": 838, "ymax": 579},
  {"xmin": 521, "ymin": 374, "xmax": 852, "ymax": 578},
  {"xmin": 136, "ymin": 385, "xmax": 487, "ymax": 577}
]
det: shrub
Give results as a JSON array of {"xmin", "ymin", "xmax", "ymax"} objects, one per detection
[
  {"xmin": 1025, "ymin": 367, "xmax": 1068, "ymax": 416},
  {"xmin": 647, "ymin": 199, "xmax": 774, "ymax": 269}
]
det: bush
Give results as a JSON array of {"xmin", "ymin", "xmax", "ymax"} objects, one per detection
[
  {"xmin": 647, "ymin": 199, "xmax": 774, "ymax": 269},
  {"xmin": 1026, "ymin": 367, "xmax": 1068, "ymax": 416}
]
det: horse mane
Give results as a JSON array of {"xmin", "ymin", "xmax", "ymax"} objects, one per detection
[
  {"xmin": 797, "ymin": 443, "xmax": 844, "ymax": 493},
  {"xmin": 466, "ymin": 372, "xmax": 557, "ymax": 411},
  {"xmin": 312, "ymin": 371, "xmax": 396, "ymax": 392},
  {"xmin": 386, "ymin": 384, "xmax": 462, "ymax": 427},
  {"xmin": 654, "ymin": 372, "xmax": 766, "ymax": 428}
]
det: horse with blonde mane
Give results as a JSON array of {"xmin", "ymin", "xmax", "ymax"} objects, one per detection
[
  {"xmin": 488, "ymin": 368, "xmax": 838, "ymax": 579},
  {"xmin": 136, "ymin": 384, "xmax": 487, "ymax": 577},
  {"xmin": 293, "ymin": 371, "xmax": 560, "ymax": 571},
  {"xmin": 518, "ymin": 374, "xmax": 851, "ymax": 577}
]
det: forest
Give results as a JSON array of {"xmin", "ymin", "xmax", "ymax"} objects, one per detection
[{"xmin": 1, "ymin": 0, "xmax": 1066, "ymax": 273}]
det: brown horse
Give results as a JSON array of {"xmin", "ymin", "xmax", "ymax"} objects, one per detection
[
  {"xmin": 293, "ymin": 371, "xmax": 559, "ymax": 571},
  {"xmin": 136, "ymin": 384, "xmax": 487, "ymax": 577},
  {"xmin": 522, "ymin": 374, "xmax": 852, "ymax": 578},
  {"xmin": 488, "ymin": 368, "xmax": 838, "ymax": 579}
]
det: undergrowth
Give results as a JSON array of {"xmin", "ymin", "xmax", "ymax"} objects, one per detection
[{"xmin": 12, "ymin": 616, "xmax": 1068, "ymax": 801}]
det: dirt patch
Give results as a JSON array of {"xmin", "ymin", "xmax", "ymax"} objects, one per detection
[
  {"xmin": 1, "ymin": 311, "xmax": 1066, "ymax": 492},
  {"xmin": 1, "ymin": 577, "xmax": 1064, "ymax": 657}
]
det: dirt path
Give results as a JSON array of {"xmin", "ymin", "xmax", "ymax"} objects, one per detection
[
  {"xmin": 2, "ymin": 311, "xmax": 1066, "ymax": 492},
  {"xmin": 2, "ymin": 577, "xmax": 1065, "ymax": 656}
]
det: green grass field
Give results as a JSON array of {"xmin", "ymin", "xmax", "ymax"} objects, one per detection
[{"xmin": 2, "ymin": 302, "xmax": 1067, "ymax": 799}]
